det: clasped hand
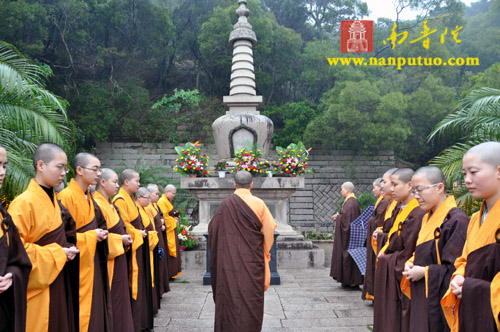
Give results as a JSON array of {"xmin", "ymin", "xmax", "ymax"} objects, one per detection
[
  {"xmin": 450, "ymin": 275, "xmax": 464, "ymax": 299},
  {"xmin": 402, "ymin": 262, "xmax": 425, "ymax": 282}
]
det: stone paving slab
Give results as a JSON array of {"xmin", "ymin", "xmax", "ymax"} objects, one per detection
[{"xmin": 154, "ymin": 268, "xmax": 373, "ymax": 331}]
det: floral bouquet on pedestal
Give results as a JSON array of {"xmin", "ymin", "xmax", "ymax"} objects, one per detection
[
  {"xmin": 178, "ymin": 225, "xmax": 196, "ymax": 250},
  {"xmin": 174, "ymin": 142, "xmax": 209, "ymax": 176},
  {"xmin": 177, "ymin": 215, "xmax": 197, "ymax": 250},
  {"xmin": 232, "ymin": 143, "xmax": 270, "ymax": 176},
  {"xmin": 273, "ymin": 142, "xmax": 312, "ymax": 176}
]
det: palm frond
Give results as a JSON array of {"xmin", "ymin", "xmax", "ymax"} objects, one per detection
[
  {"xmin": 0, "ymin": 43, "xmax": 70, "ymax": 201},
  {"xmin": 428, "ymin": 86, "xmax": 500, "ymax": 214}
]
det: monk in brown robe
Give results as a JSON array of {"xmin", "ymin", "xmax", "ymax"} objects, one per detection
[
  {"xmin": 113, "ymin": 169, "xmax": 154, "ymax": 332},
  {"xmin": 491, "ymin": 271, "xmax": 500, "ymax": 331},
  {"xmin": 209, "ymin": 171, "xmax": 276, "ymax": 332},
  {"xmin": 372, "ymin": 168, "xmax": 400, "ymax": 255},
  {"xmin": 136, "ymin": 187, "xmax": 160, "ymax": 315},
  {"xmin": 330, "ymin": 181, "xmax": 363, "ymax": 287},
  {"xmin": 58, "ymin": 153, "xmax": 111, "ymax": 332},
  {"xmin": 0, "ymin": 144, "xmax": 32, "ymax": 332},
  {"xmin": 373, "ymin": 168, "xmax": 426, "ymax": 332},
  {"xmin": 146, "ymin": 184, "xmax": 170, "ymax": 294},
  {"xmin": 400, "ymin": 166, "xmax": 469, "ymax": 332},
  {"xmin": 94, "ymin": 168, "xmax": 134, "ymax": 332},
  {"xmin": 441, "ymin": 142, "xmax": 500, "ymax": 332},
  {"xmin": 362, "ymin": 177, "xmax": 389, "ymax": 301},
  {"xmin": 9, "ymin": 143, "xmax": 80, "ymax": 332},
  {"xmin": 157, "ymin": 184, "xmax": 182, "ymax": 279}
]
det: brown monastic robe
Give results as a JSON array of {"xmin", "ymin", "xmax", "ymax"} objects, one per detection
[
  {"xmin": 94, "ymin": 191, "xmax": 134, "ymax": 332},
  {"xmin": 146, "ymin": 203, "xmax": 170, "ymax": 294},
  {"xmin": 362, "ymin": 197, "xmax": 390, "ymax": 300},
  {"xmin": 8, "ymin": 179, "xmax": 78, "ymax": 332},
  {"xmin": 373, "ymin": 199, "xmax": 426, "ymax": 332},
  {"xmin": 442, "ymin": 200, "xmax": 500, "ymax": 332},
  {"xmin": 138, "ymin": 205, "xmax": 160, "ymax": 315},
  {"xmin": 0, "ymin": 204, "xmax": 32, "ymax": 332},
  {"xmin": 457, "ymin": 237, "xmax": 500, "ymax": 332},
  {"xmin": 375, "ymin": 201, "xmax": 402, "ymax": 254},
  {"xmin": 402, "ymin": 203, "xmax": 469, "ymax": 332},
  {"xmin": 58, "ymin": 178, "xmax": 112, "ymax": 332},
  {"xmin": 209, "ymin": 189, "xmax": 275, "ymax": 332},
  {"xmin": 113, "ymin": 188, "xmax": 154, "ymax": 332},
  {"xmin": 330, "ymin": 194, "xmax": 363, "ymax": 286}
]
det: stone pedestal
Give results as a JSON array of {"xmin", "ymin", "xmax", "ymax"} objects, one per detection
[
  {"xmin": 203, "ymin": 232, "xmax": 280, "ymax": 286},
  {"xmin": 182, "ymin": 175, "xmax": 304, "ymax": 236},
  {"xmin": 181, "ymin": 175, "xmax": 325, "ymax": 270}
]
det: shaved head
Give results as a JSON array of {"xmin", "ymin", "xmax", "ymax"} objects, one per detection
[
  {"xmin": 374, "ymin": 177, "xmax": 383, "ymax": 186},
  {"xmin": 119, "ymin": 169, "xmax": 138, "ymax": 185},
  {"xmin": 235, "ymin": 171, "xmax": 253, "ymax": 188},
  {"xmin": 74, "ymin": 152, "xmax": 98, "ymax": 169},
  {"xmin": 147, "ymin": 183, "xmax": 159, "ymax": 193},
  {"xmin": 384, "ymin": 168, "xmax": 398, "ymax": 177},
  {"xmin": 342, "ymin": 181, "xmax": 354, "ymax": 192},
  {"xmin": 465, "ymin": 142, "xmax": 500, "ymax": 169},
  {"xmin": 96, "ymin": 168, "xmax": 117, "ymax": 191},
  {"xmin": 164, "ymin": 184, "xmax": 176, "ymax": 193},
  {"xmin": 33, "ymin": 143, "xmax": 66, "ymax": 171},
  {"xmin": 137, "ymin": 187, "xmax": 150, "ymax": 197},
  {"xmin": 414, "ymin": 166, "xmax": 447, "ymax": 191},
  {"xmin": 393, "ymin": 168, "xmax": 414, "ymax": 184}
]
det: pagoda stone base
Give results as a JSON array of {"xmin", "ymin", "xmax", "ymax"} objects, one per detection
[{"xmin": 181, "ymin": 234, "xmax": 325, "ymax": 271}]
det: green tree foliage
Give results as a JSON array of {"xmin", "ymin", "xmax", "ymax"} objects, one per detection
[
  {"xmin": 0, "ymin": 0, "xmax": 498, "ymax": 170},
  {"xmin": 397, "ymin": 74, "xmax": 458, "ymax": 166},
  {"xmin": 199, "ymin": 0, "xmax": 302, "ymax": 104},
  {"xmin": 262, "ymin": 102, "xmax": 317, "ymax": 147},
  {"xmin": 303, "ymin": 80, "xmax": 411, "ymax": 152},
  {"xmin": 0, "ymin": 42, "xmax": 70, "ymax": 200},
  {"xmin": 460, "ymin": 0, "xmax": 500, "ymax": 71},
  {"xmin": 305, "ymin": 0, "xmax": 368, "ymax": 34}
]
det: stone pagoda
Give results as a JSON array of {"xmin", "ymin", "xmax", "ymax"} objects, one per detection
[
  {"xmin": 181, "ymin": 0, "xmax": 323, "ymax": 271},
  {"xmin": 212, "ymin": 0, "xmax": 273, "ymax": 159}
]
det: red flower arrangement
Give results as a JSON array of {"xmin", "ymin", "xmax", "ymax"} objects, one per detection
[
  {"xmin": 232, "ymin": 145, "xmax": 270, "ymax": 175},
  {"xmin": 174, "ymin": 142, "xmax": 209, "ymax": 176},
  {"xmin": 273, "ymin": 142, "xmax": 312, "ymax": 176}
]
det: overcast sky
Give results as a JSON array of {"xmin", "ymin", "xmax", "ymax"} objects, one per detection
[{"xmin": 363, "ymin": 0, "xmax": 476, "ymax": 21}]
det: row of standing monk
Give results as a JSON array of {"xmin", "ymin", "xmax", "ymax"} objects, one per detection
[
  {"xmin": 331, "ymin": 141, "xmax": 500, "ymax": 332},
  {"xmin": 0, "ymin": 142, "xmax": 182, "ymax": 332}
]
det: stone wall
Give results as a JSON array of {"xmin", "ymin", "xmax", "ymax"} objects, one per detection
[{"xmin": 96, "ymin": 142, "xmax": 396, "ymax": 232}]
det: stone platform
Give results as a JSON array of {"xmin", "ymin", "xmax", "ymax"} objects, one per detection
[
  {"xmin": 154, "ymin": 268, "xmax": 373, "ymax": 332},
  {"xmin": 181, "ymin": 234, "xmax": 325, "ymax": 271}
]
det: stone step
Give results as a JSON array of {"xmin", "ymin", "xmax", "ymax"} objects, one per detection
[
  {"xmin": 277, "ymin": 235, "xmax": 308, "ymax": 242},
  {"xmin": 181, "ymin": 247, "xmax": 325, "ymax": 270},
  {"xmin": 277, "ymin": 241, "xmax": 314, "ymax": 250}
]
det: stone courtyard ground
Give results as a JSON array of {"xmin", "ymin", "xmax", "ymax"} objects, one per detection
[{"xmin": 154, "ymin": 268, "xmax": 374, "ymax": 332}]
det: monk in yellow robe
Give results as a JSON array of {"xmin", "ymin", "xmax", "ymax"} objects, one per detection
[
  {"xmin": 136, "ymin": 187, "xmax": 160, "ymax": 314},
  {"xmin": 441, "ymin": 142, "xmax": 500, "ymax": 332},
  {"xmin": 94, "ymin": 168, "xmax": 134, "ymax": 332},
  {"xmin": 373, "ymin": 168, "xmax": 426, "ymax": 332},
  {"xmin": 209, "ymin": 170, "xmax": 276, "ymax": 331},
  {"xmin": 401, "ymin": 166, "xmax": 468, "ymax": 332},
  {"xmin": 0, "ymin": 144, "xmax": 32, "ymax": 332},
  {"xmin": 113, "ymin": 169, "xmax": 153, "ymax": 332},
  {"xmin": 58, "ymin": 152, "xmax": 111, "ymax": 332},
  {"xmin": 145, "ymin": 184, "xmax": 170, "ymax": 295},
  {"xmin": 9, "ymin": 143, "xmax": 80, "ymax": 332},
  {"xmin": 157, "ymin": 184, "xmax": 182, "ymax": 278}
]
